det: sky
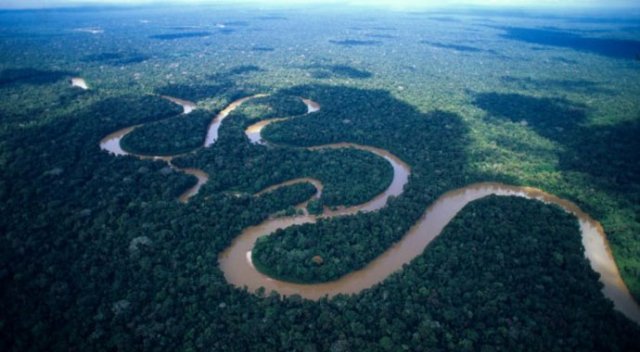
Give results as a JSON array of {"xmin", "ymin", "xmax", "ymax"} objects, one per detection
[{"xmin": 0, "ymin": 0, "xmax": 638, "ymax": 10}]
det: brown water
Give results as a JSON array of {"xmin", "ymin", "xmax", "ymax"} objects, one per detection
[
  {"xmin": 99, "ymin": 93, "xmax": 640, "ymax": 324},
  {"xmin": 245, "ymin": 118, "xmax": 287, "ymax": 145},
  {"xmin": 219, "ymin": 182, "xmax": 640, "ymax": 324},
  {"xmin": 204, "ymin": 94, "xmax": 267, "ymax": 147},
  {"xmin": 100, "ymin": 95, "xmax": 321, "ymax": 202},
  {"xmin": 160, "ymin": 96, "xmax": 196, "ymax": 114},
  {"xmin": 244, "ymin": 97, "xmax": 320, "ymax": 144},
  {"xmin": 99, "ymin": 96, "xmax": 204, "ymax": 202},
  {"xmin": 301, "ymin": 98, "xmax": 321, "ymax": 113},
  {"xmin": 255, "ymin": 177, "xmax": 323, "ymax": 198},
  {"xmin": 178, "ymin": 168, "xmax": 209, "ymax": 203},
  {"xmin": 70, "ymin": 77, "xmax": 88, "ymax": 90},
  {"xmin": 310, "ymin": 143, "xmax": 410, "ymax": 216},
  {"xmin": 218, "ymin": 143, "xmax": 409, "ymax": 297},
  {"xmin": 254, "ymin": 177, "xmax": 323, "ymax": 215},
  {"xmin": 100, "ymin": 126, "xmax": 137, "ymax": 156}
]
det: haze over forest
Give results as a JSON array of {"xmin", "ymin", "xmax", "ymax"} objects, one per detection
[{"xmin": 2, "ymin": 0, "xmax": 640, "ymax": 10}]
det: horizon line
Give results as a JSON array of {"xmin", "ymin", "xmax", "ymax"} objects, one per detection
[{"xmin": 1, "ymin": 1, "xmax": 640, "ymax": 12}]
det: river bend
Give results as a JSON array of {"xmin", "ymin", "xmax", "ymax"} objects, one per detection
[{"xmin": 100, "ymin": 93, "xmax": 640, "ymax": 324}]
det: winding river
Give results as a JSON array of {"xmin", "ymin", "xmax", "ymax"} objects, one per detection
[
  {"xmin": 100, "ymin": 93, "xmax": 640, "ymax": 324},
  {"xmin": 100, "ymin": 94, "xmax": 317, "ymax": 203},
  {"xmin": 100, "ymin": 95, "xmax": 205, "ymax": 203}
]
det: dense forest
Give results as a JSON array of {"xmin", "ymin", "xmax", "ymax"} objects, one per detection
[
  {"xmin": 231, "ymin": 93, "xmax": 308, "ymax": 120},
  {"xmin": 120, "ymin": 109, "xmax": 212, "ymax": 156},
  {"xmin": 171, "ymin": 93, "xmax": 394, "ymax": 207},
  {"xmin": 1, "ymin": 5, "xmax": 639, "ymax": 351}
]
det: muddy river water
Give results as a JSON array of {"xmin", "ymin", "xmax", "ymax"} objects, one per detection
[
  {"xmin": 219, "ymin": 181, "xmax": 640, "ymax": 324},
  {"xmin": 70, "ymin": 77, "xmax": 89, "ymax": 90},
  {"xmin": 99, "ymin": 96, "xmax": 204, "ymax": 203},
  {"xmin": 100, "ymin": 94, "xmax": 640, "ymax": 324}
]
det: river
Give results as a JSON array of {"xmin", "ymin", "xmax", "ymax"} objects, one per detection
[{"xmin": 99, "ymin": 92, "xmax": 640, "ymax": 324}]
